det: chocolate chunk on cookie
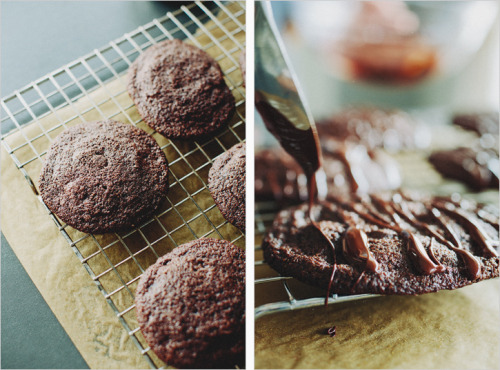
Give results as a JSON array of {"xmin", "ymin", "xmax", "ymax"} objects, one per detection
[
  {"xmin": 39, "ymin": 120, "xmax": 169, "ymax": 234},
  {"xmin": 429, "ymin": 146, "xmax": 499, "ymax": 191},
  {"xmin": 209, "ymin": 142, "xmax": 246, "ymax": 231},
  {"xmin": 262, "ymin": 192, "xmax": 499, "ymax": 295},
  {"xmin": 127, "ymin": 39, "xmax": 235, "ymax": 138},
  {"xmin": 453, "ymin": 112, "xmax": 499, "ymax": 136},
  {"xmin": 135, "ymin": 238, "xmax": 245, "ymax": 369}
]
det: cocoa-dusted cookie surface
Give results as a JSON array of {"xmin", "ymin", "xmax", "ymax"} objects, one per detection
[
  {"xmin": 135, "ymin": 238, "xmax": 245, "ymax": 369},
  {"xmin": 429, "ymin": 145, "xmax": 499, "ymax": 191},
  {"xmin": 209, "ymin": 142, "xmax": 246, "ymax": 231},
  {"xmin": 255, "ymin": 140, "xmax": 401, "ymax": 204},
  {"xmin": 453, "ymin": 112, "xmax": 499, "ymax": 136},
  {"xmin": 127, "ymin": 39, "xmax": 235, "ymax": 138},
  {"xmin": 39, "ymin": 120, "xmax": 169, "ymax": 234},
  {"xmin": 317, "ymin": 106, "xmax": 426, "ymax": 151},
  {"xmin": 262, "ymin": 192, "xmax": 499, "ymax": 295}
]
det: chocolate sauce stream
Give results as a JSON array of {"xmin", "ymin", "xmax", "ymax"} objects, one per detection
[
  {"xmin": 255, "ymin": 92, "xmax": 321, "ymax": 178},
  {"xmin": 256, "ymin": 90, "xmax": 338, "ymax": 305},
  {"xmin": 308, "ymin": 176, "xmax": 337, "ymax": 305}
]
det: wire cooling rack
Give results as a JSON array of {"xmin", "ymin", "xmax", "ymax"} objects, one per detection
[{"xmin": 1, "ymin": 2, "xmax": 245, "ymax": 368}]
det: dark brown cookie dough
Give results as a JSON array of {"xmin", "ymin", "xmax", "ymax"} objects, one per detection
[
  {"xmin": 39, "ymin": 120, "xmax": 169, "ymax": 234},
  {"xmin": 262, "ymin": 192, "xmax": 499, "ymax": 295},
  {"xmin": 135, "ymin": 238, "xmax": 245, "ymax": 369},
  {"xmin": 317, "ymin": 106, "xmax": 425, "ymax": 151},
  {"xmin": 429, "ymin": 145, "xmax": 499, "ymax": 191},
  {"xmin": 127, "ymin": 39, "xmax": 235, "ymax": 138},
  {"xmin": 209, "ymin": 142, "xmax": 246, "ymax": 231},
  {"xmin": 453, "ymin": 112, "xmax": 499, "ymax": 136}
]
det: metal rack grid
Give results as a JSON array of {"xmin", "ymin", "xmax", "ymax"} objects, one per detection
[
  {"xmin": 1, "ymin": 2, "xmax": 245, "ymax": 368},
  {"xmin": 254, "ymin": 202, "xmax": 375, "ymax": 320}
]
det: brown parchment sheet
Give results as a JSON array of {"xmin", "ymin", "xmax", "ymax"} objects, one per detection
[
  {"xmin": 1, "ymin": 3, "xmax": 245, "ymax": 369},
  {"xmin": 256, "ymin": 279, "xmax": 500, "ymax": 369},
  {"xmin": 255, "ymin": 124, "xmax": 500, "ymax": 369}
]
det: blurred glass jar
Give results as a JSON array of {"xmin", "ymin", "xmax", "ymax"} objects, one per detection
[
  {"xmin": 274, "ymin": 1, "xmax": 499, "ymax": 115},
  {"xmin": 292, "ymin": 1, "xmax": 497, "ymax": 84}
]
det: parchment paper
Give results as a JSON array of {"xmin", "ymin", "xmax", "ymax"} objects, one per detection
[
  {"xmin": 1, "ymin": 3, "xmax": 245, "ymax": 369},
  {"xmin": 255, "ymin": 279, "xmax": 500, "ymax": 369}
]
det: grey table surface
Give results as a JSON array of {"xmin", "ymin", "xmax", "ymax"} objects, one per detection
[{"xmin": 1, "ymin": 2, "xmax": 186, "ymax": 368}]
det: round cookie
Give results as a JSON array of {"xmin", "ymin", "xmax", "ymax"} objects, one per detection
[
  {"xmin": 135, "ymin": 238, "xmax": 245, "ymax": 369},
  {"xmin": 127, "ymin": 39, "xmax": 235, "ymax": 138},
  {"xmin": 452, "ymin": 112, "xmax": 499, "ymax": 136},
  {"xmin": 262, "ymin": 192, "xmax": 499, "ymax": 295},
  {"xmin": 39, "ymin": 120, "xmax": 169, "ymax": 234},
  {"xmin": 429, "ymin": 145, "xmax": 499, "ymax": 191},
  {"xmin": 208, "ymin": 142, "xmax": 246, "ymax": 231}
]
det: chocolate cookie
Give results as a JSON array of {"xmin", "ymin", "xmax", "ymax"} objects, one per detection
[
  {"xmin": 39, "ymin": 120, "xmax": 169, "ymax": 234},
  {"xmin": 317, "ymin": 107, "xmax": 426, "ymax": 151},
  {"xmin": 255, "ymin": 140, "xmax": 401, "ymax": 204},
  {"xmin": 135, "ymin": 238, "xmax": 245, "ymax": 369},
  {"xmin": 453, "ymin": 112, "xmax": 499, "ymax": 136},
  {"xmin": 262, "ymin": 192, "xmax": 499, "ymax": 295},
  {"xmin": 208, "ymin": 142, "xmax": 245, "ymax": 231},
  {"xmin": 429, "ymin": 145, "xmax": 499, "ymax": 191},
  {"xmin": 127, "ymin": 39, "xmax": 235, "ymax": 138}
]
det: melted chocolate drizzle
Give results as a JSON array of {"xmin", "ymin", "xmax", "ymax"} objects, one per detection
[
  {"xmin": 435, "ymin": 202, "xmax": 498, "ymax": 258},
  {"xmin": 335, "ymin": 206, "xmax": 379, "ymax": 273},
  {"xmin": 427, "ymin": 207, "xmax": 481, "ymax": 280}
]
